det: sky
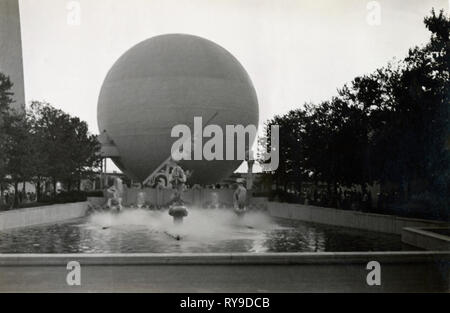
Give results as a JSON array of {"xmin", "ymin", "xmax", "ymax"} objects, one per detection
[{"xmin": 18, "ymin": 0, "xmax": 448, "ymax": 172}]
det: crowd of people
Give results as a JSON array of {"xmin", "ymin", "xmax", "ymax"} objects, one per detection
[
  {"xmin": 300, "ymin": 188, "xmax": 407, "ymax": 214},
  {"xmin": 299, "ymin": 188, "xmax": 374, "ymax": 212},
  {"xmin": 0, "ymin": 191, "xmax": 37, "ymax": 210}
]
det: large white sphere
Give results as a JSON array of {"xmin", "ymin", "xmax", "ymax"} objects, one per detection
[{"xmin": 98, "ymin": 34, "xmax": 259, "ymax": 184}]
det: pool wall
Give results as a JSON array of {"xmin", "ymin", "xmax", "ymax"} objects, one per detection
[
  {"xmin": 124, "ymin": 187, "xmax": 235, "ymax": 207},
  {"xmin": 402, "ymin": 227, "xmax": 450, "ymax": 251},
  {"xmin": 267, "ymin": 202, "xmax": 448, "ymax": 235},
  {"xmin": 0, "ymin": 252, "xmax": 448, "ymax": 292},
  {"xmin": 0, "ymin": 202, "xmax": 88, "ymax": 231},
  {"xmin": 0, "ymin": 201, "xmax": 448, "ymax": 292}
]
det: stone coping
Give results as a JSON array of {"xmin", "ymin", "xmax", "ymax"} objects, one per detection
[
  {"xmin": 0, "ymin": 202, "xmax": 88, "ymax": 231},
  {"xmin": 271, "ymin": 202, "xmax": 448, "ymax": 226},
  {"xmin": 0, "ymin": 201, "xmax": 88, "ymax": 215},
  {"xmin": 402, "ymin": 227, "xmax": 450, "ymax": 250},
  {"xmin": 403, "ymin": 227, "xmax": 450, "ymax": 241},
  {"xmin": 0, "ymin": 251, "xmax": 448, "ymax": 266}
]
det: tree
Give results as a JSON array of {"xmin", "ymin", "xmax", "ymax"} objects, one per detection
[
  {"xmin": 368, "ymin": 9, "xmax": 449, "ymax": 214},
  {"xmin": 3, "ymin": 112, "xmax": 34, "ymax": 207},
  {"xmin": 0, "ymin": 73, "xmax": 14, "ymax": 206},
  {"xmin": 260, "ymin": 9, "xmax": 449, "ymax": 219},
  {"xmin": 394, "ymin": 9, "xmax": 449, "ymax": 214},
  {"xmin": 262, "ymin": 109, "xmax": 308, "ymax": 194},
  {"xmin": 66, "ymin": 115, "xmax": 101, "ymax": 190},
  {"xmin": 1, "ymin": 75, "xmax": 101, "ymax": 207},
  {"xmin": 29, "ymin": 102, "xmax": 101, "ymax": 197}
]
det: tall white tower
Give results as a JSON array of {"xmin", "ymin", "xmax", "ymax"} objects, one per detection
[{"xmin": 0, "ymin": 0, "xmax": 25, "ymax": 112}]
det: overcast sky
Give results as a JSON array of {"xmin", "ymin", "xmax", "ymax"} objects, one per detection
[{"xmin": 18, "ymin": 0, "xmax": 448, "ymax": 172}]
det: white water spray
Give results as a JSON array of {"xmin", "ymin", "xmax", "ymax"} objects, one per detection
[{"xmin": 87, "ymin": 208, "xmax": 278, "ymax": 246}]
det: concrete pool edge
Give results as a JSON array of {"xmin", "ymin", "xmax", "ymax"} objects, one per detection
[
  {"xmin": 1, "ymin": 252, "xmax": 448, "ymax": 292},
  {"xmin": 1, "ymin": 251, "xmax": 449, "ymax": 266},
  {"xmin": 267, "ymin": 202, "xmax": 448, "ymax": 235},
  {"xmin": 1, "ymin": 203, "xmax": 448, "ymax": 292},
  {"xmin": 0, "ymin": 202, "xmax": 88, "ymax": 231},
  {"xmin": 402, "ymin": 227, "xmax": 450, "ymax": 251}
]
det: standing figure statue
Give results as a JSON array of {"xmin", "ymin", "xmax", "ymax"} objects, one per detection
[
  {"xmin": 136, "ymin": 190, "xmax": 146, "ymax": 209},
  {"xmin": 233, "ymin": 179, "xmax": 247, "ymax": 216},
  {"xmin": 170, "ymin": 160, "xmax": 187, "ymax": 204},
  {"xmin": 168, "ymin": 160, "xmax": 188, "ymax": 224},
  {"xmin": 209, "ymin": 192, "xmax": 220, "ymax": 209},
  {"xmin": 106, "ymin": 177, "xmax": 124, "ymax": 212}
]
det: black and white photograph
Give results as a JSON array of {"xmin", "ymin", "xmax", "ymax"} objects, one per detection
[{"xmin": 0, "ymin": 0, "xmax": 449, "ymax": 297}]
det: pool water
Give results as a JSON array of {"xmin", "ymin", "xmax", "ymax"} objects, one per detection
[{"xmin": 0, "ymin": 209, "xmax": 414, "ymax": 253}]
